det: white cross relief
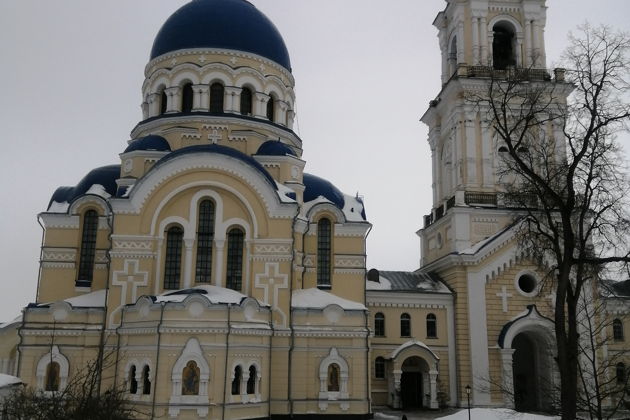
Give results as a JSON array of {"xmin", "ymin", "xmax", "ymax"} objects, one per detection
[
  {"xmin": 259, "ymin": 64, "xmax": 266, "ymax": 72},
  {"xmin": 112, "ymin": 259, "xmax": 149, "ymax": 306},
  {"xmin": 496, "ymin": 286, "xmax": 513, "ymax": 313},
  {"xmin": 254, "ymin": 262, "xmax": 288, "ymax": 327},
  {"xmin": 208, "ymin": 129, "xmax": 222, "ymax": 144},
  {"xmin": 229, "ymin": 57, "xmax": 238, "ymax": 65},
  {"xmin": 170, "ymin": 58, "xmax": 178, "ymax": 66},
  {"xmin": 198, "ymin": 55, "xmax": 207, "ymax": 63}
]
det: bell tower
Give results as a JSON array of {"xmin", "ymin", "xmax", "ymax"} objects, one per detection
[{"xmin": 419, "ymin": 0, "xmax": 565, "ymax": 267}]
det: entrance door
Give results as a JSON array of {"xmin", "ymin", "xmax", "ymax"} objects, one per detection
[
  {"xmin": 512, "ymin": 333, "xmax": 538, "ymax": 411},
  {"xmin": 400, "ymin": 371, "xmax": 423, "ymax": 409}
]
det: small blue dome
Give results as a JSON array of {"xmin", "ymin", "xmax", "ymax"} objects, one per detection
[
  {"xmin": 48, "ymin": 165, "xmax": 120, "ymax": 208},
  {"xmin": 303, "ymin": 173, "xmax": 345, "ymax": 209},
  {"xmin": 124, "ymin": 135, "xmax": 171, "ymax": 153},
  {"xmin": 256, "ymin": 140, "xmax": 296, "ymax": 157},
  {"xmin": 151, "ymin": 0, "xmax": 292, "ymax": 71},
  {"xmin": 155, "ymin": 144, "xmax": 277, "ymax": 190}
]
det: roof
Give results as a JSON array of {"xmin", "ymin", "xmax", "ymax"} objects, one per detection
[
  {"xmin": 292, "ymin": 288, "xmax": 366, "ymax": 311},
  {"xmin": 48, "ymin": 165, "xmax": 120, "ymax": 210},
  {"xmin": 303, "ymin": 173, "xmax": 345, "ymax": 210},
  {"xmin": 256, "ymin": 140, "xmax": 297, "ymax": 157},
  {"xmin": 150, "ymin": 0, "xmax": 292, "ymax": 71},
  {"xmin": 602, "ymin": 279, "xmax": 630, "ymax": 298},
  {"xmin": 154, "ymin": 285, "xmax": 252, "ymax": 305},
  {"xmin": 154, "ymin": 144, "xmax": 277, "ymax": 191},
  {"xmin": 366, "ymin": 270, "xmax": 451, "ymax": 293},
  {"xmin": 124, "ymin": 135, "xmax": 171, "ymax": 153}
]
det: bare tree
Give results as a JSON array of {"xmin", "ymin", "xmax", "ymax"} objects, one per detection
[
  {"xmin": 474, "ymin": 24, "xmax": 630, "ymax": 420},
  {"xmin": 0, "ymin": 352, "xmax": 140, "ymax": 420}
]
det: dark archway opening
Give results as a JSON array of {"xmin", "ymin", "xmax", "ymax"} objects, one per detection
[
  {"xmin": 400, "ymin": 357, "xmax": 425, "ymax": 409},
  {"xmin": 493, "ymin": 23, "xmax": 516, "ymax": 70},
  {"xmin": 513, "ymin": 333, "xmax": 538, "ymax": 411}
]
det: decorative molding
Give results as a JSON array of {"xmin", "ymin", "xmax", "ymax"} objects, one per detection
[{"xmin": 41, "ymin": 248, "xmax": 77, "ymax": 262}]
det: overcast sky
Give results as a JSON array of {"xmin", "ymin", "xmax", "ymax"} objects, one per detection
[{"xmin": 0, "ymin": 0, "xmax": 628, "ymax": 322}]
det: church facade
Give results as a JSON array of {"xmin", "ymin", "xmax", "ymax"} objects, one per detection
[{"xmin": 0, "ymin": 0, "xmax": 628, "ymax": 418}]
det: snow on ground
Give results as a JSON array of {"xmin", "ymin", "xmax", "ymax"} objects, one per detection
[
  {"xmin": 436, "ymin": 408, "xmax": 559, "ymax": 420},
  {"xmin": 0, "ymin": 374, "xmax": 22, "ymax": 388}
]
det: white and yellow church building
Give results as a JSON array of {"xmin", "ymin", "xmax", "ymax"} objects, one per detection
[{"xmin": 1, "ymin": 0, "xmax": 629, "ymax": 418}]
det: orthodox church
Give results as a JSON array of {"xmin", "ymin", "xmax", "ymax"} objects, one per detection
[{"xmin": 0, "ymin": 0, "xmax": 628, "ymax": 418}]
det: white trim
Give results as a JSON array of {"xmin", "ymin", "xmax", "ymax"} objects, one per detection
[
  {"xmin": 169, "ymin": 338, "xmax": 211, "ymax": 418},
  {"xmin": 318, "ymin": 348, "xmax": 350, "ymax": 411},
  {"xmin": 36, "ymin": 345, "xmax": 69, "ymax": 392}
]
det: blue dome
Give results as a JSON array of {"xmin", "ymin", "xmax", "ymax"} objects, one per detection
[
  {"xmin": 124, "ymin": 135, "xmax": 171, "ymax": 153},
  {"xmin": 151, "ymin": 0, "xmax": 292, "ymax": 71},
  {"xmin": 303, "ymin": 173, "xmax": 345, "ymax": 209},
  {"xmin": 155, "ymin": 144, "xmax": 277, "ymax": 190},
  {"xmin": 48, "ymin": 165, "xmax": 120, "ymax": 208},
  {"xmin": 256, "ymin": 140, "xmax": 296, "ymax": 157}
]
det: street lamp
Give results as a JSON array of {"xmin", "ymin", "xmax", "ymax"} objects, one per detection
[{"xmin": 465, "ymin": 385, "xmax": 471, "ymax": 420}]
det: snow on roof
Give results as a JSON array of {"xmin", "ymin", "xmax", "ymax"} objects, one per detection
[
  {"xmin": 85, "ymin": 183, "xmax": 112, "ymax": 199},
  {"xmin": 342, "ymin": 194, "xmax": 366, "ymax": 222},
  {"xmin": 48, "ymin": 201, "xmax": 69, "ymax": 213},
  {"xmin": 436, "ymin": 408, "xmax": 558, "ymax": 420},
  {"xmin": 64, "ymin": 290, "xmax": 106, "ymax": 307},
  {"xmin": 155, "ymin": 285, "xmax": 248, "ymax": 305},
  {"xmin": 366, "ymin": 276, "xmax": 392, "ymax": 290},
  {"xmin": 275, "ymin": 182, "xmax": 297, "ymax": 203},
  {"xmin": 390, "ymin": 340, "xmax": 439, "ymax": 360},
  {"xmin": 292, "ymin": 288, "xmax": 366, "ymax": 311},
  {"xmin": 0, "ymin": 374, "xmax": 22, "ymax": 388},
  {"xmin": 0, "ymin": 314, "xmax": 23, "ymax": 330}
]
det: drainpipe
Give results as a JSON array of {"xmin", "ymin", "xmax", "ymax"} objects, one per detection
[
  {"xmin": 150, "ymin": 302, "xmax": 165, "ymax": 419},
  {"xmin": 36, "ymin": 215, "xmax": 46, "ymax": 303},
  {"xmin": 288, "ymin": 205, "xmax": 302, "ymax": 418},
  {"xmin": 222, "ymin": 304, "xmax": 232, "ymax": 420},
  {"xmin": 113, "ymin": 307, "xmax": 125, "ymax": 386},
  {"xmin": 267, "ymin": 305, "xmax": 274, "ymax": 419},
  {"xmin": 363, "ymin": 224, "xmax": 373, "ymax": 417}
]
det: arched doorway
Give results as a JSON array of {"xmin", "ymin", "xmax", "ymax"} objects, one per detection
[
  {"xmin": 400, "ymin": 356, "xmax": 427, "ymax": 409},
  {"xmin": 499, "ymin": 306, "xmax": 557, "ymax": 412}
]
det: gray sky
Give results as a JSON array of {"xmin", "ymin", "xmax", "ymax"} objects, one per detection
[{"xmin": 0, "ymin": 0, "xmax": 628, "ymax": 322}]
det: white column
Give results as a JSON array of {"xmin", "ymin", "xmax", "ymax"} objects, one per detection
[
  {"xmin": 464, "ymin": 110, "xmax": 478, "ymax": 186},
  {"xmin": 439, "ymin": 35, "xmax": 449, "ymax": 84},
  {"xmin": 540, "ymin": 23, "xmax": 547, "ymax": 67},
  {"xmin": 183, "ymin": 238, "xmax": 194, "ymax": 288},
  {"xmin": 480, "ymin": 118, "xmax": 494, "ymax": 188},
  {"xmin": 254, "ymin": 92, "xmax": 268, "ymax": 118},
  {"xmin": 525, "ymin": 20, "xmax": 533, "ymax": 67},
  {"xmin": 457, "ymin": 22, "xmax": 465, "ymax": 64},
  {"xmin": 429, "ymin": 127, "xmax": 440, "ymax": 204},
  {"xmin": 287, "ymin": 110, "xmax": 296, "ymax": 130},
  {"xmin": 224, "ymin": 87, "xmax": 240, "ymax": 113},
  {"xmin": 500, "ymin": 348, "xmax": 516, "ymax": 408},
  {"xmin": 214, "ymin": 239, "xmax": 225, "ymax": 287},
  {"xmin": 532, "ymin": 21, "xmax": 541, "ymax": 67},
  {"xmin": 429, "ymin": 370, "xmax": 439, "ymax": 409},
  {"xmin": 148, "ymin": 93, "xmax": 160, "ymax": 117},
  {"xmin": 278, "ymin": 102, "xmax": 288, "ymax": 127},
  {"xmin": 516, "ymin": 35, "xmax": 524, "ymax": 67},
  {"xmin": 392, "ymin": 370, "xmax": 402, "ymax": 409},
  {"xmin": 193, "ymin": 84, "xmax": 209, "ymax": 111},
  {"xmin": 480, "ymin": 16, "xmax": 488, "ymax": 66},
  {"xmin": 467, "ymin": 270, "xmax": 491, "ymax": 405},
  {"xmin": 154, "ymin": 238, "xmax": 164, "ymax": 295},
  {"xmin": 165, "ymin": 86, "xmax": 180, "ymax": 113},
  {"xmin": 141, "ymin": 101, "xmax": 149, "ymax": 120},
  {"xmin": 472, "ymin": 17, "xmax": 480, "ymax": 64}
]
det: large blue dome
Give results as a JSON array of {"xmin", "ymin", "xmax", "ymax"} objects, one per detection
[{"xmin": 151, "ymin": 0, "xmax": 292, "ymax": 71}]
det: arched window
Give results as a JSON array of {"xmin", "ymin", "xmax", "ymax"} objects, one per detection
[
  {"xmin": 617, "ymin": 362, "xmax": 626, "ymax": 384},
  {"xmin": 374, "ymin": 357, "xmax": 385, "ymax": 379},
  {"xmin": 209, "ymin": 83, "xmax": 224, "ymax": 113},
  {"xmin": 164, "ymin": 226, "xmax": 184, "ymax": 290},
  {"xmin": 400, "ymin": 313, "xmax": 411, "ymax": 337},
  {"xmin": 77, "ymin": 210, "xmax": 98, "ymax": 287},
  {"xmin": 45, "ymin": 362, "xmax": 60, "ymax": 392},
  {"xmin": 160, "ymin": 89, "xmax": 168, "ymax": 114},
  {"xmin": 448, "ymin": 36, "xmax": 458, "ymax": 75},
  {"xmin": 426, "ymin": 313, "xmax": 437, "ymax": 338},
  {"xmin": 182, "ymin": 361, "xmax": 200, "ymax": 396},
  {"xmin": 240, "ymin": 87, "xmax": 253, "ymax": 115},
  {"xmin": 226, "ymin": 228, "xmax": 244, "ymax": 291},
  {"xmin": 614, "ymin": 319, "xmax": 624, "ymax": 341},
  {"xmin": 181, "ymin": 83, "xmax": 194, "ymax": 113},
  {"xmin": 374, "ymin": 312, "xmax": 385, "ymax": 337},
  {"xmin": 195, "ymin": 200, "xmax": 215, "ymax": 283},
  {"xmin": 493, "ymin": 22, "xmax": 516, "ymax": 70},
  {"xmin": 142, "ymin": 365, "xmax": 151, "ymax": 395},
  {"xmin": 232, "ymin": 366, "xmax": 242, "ymax": 395},
  {"xmin": 266, "ymin": 95, "xmax": 275, "ymax": 122},
  {"xmin": 129, "ymin": 365, "xmax": 138, "ymax": 394},
  {"xmin": 317, "ymin": 218, "xmax": 332, "ymax": 288},
  {"xmin": 327, "ymin": 363, "xmax": 340, "ymax": 392},
  {"xmin": 247, "ymin": 365, "xmax": 256, "ymax": 395}
]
